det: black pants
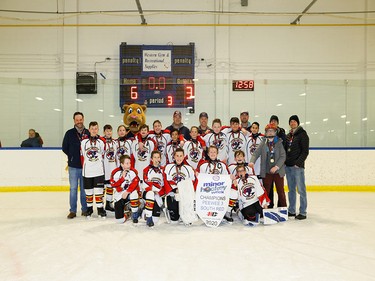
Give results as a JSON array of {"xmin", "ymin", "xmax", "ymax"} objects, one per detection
[
  {"xmin": 241, "ymin": 201, "xmax": 263, "ymax": 221},
  {"xmin": 114, "ymin": 197, "xmax": 129, "ymax": 220}
]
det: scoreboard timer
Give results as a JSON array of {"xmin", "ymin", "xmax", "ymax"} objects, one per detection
[
  {"xmin": 232, "ymin": 80, "xmax": 255, "ymax": 91},
  {"xmin": 120, "ymin": 43, "xmax": 195, "ymax": 111}
]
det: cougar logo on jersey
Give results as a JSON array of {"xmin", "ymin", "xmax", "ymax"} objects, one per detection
[
  {"xmin": 213, "ymin": 138, "xmax": 224, "ymax": 150},
  {"xmin": 137, "ymin": 147, "xmax": 148, "ymax": 161},
  {"xmin": 86, "ymin": 148, "xmax": 99, "ymax": 161},
  {"xmin": 241, "ymin": 183, "xmax": 255, "ymax": 199},
  {"xmin": 106, "ymin": 148, "xmax": 116, "ymax": 162},
  {"xmin": 172, "ymin": 172, "xmax": 185, "ymax": 183},
  {"xmin": 117, "ymin": 146, "xmax": 128, "ymax": 157},
  {"xmin": 250, "ymin": 145, "xmax": 257, "ymax": 154},
  {"xmin": 231, "ymin": 138, "xmax": 243, "ymax": 150},
  {"xmin": 189, "ymin": 148, "xmax": 200, "ymax": 162},
  {"xmin": 157, "ymin": 141, "xmax": 165, "ymax": 152}
]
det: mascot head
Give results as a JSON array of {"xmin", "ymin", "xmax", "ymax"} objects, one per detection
[{"xmin": 123, "ymin": 104, "xmax": 147, "ymax": 133}]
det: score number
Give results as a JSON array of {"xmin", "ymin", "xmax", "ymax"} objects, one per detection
[{"xmin": 232, "ymin": 80, "xmax": 255, "ymax": 91}]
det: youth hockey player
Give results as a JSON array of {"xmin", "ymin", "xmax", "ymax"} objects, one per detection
[
  {"xmin": 203, "ymin": 118, "xmax": 228, "ymax": 163},
  {"xmin": 163, "ymin": 148, "xmax": 196, "ymax": 223},
  {"xmin": 249, "ymin": 123, "xmax": 287, "ymax": 208},
  {"xmin": 183, "ymin": 126, "xmax": 205, "ymax": 169},
  {"xmin": 233, "ymin": 164, "xmax": 270, "ymax": 226},
  {"xmin": 116, "ymin": 125, "xmax": 133, "ymax": 165},
  {"xmin": 80, "ymin": 121, "xmax": 106, "ymax": 218},
  {"xmin": 166, "ymin": 128, "xmax": 183, "ymax": 164},
  {"xmin": 228, "ymin": 150, "xmax": 255, "ymax": 177},
  {"xmin": 131, "ymin": 124, "xmax": 156, "ymax": 183},
  {"xmin": 110, "ymin": 155, "xmax": 140, "ymax": 223},
  {"xmin": 222, "ymin": 117, "xmax": 248, "ymax": 165},
  {"xmin": 143, "ymin": 150, "xmax": 165, "ymax": 227},
  {"xmin": 245, "ymin": 122, "xmax": 264, "ymax": 180},
  {"xmin": 103, "ymin": 124, "xmax": 118, "ymax": 212},
  {"xmin": 147, "ymin": 120, "xmax": 171, "ymax": 166}
]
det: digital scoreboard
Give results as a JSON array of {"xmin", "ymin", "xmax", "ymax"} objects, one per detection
[
  {"xmin": 232, "ymin": 80, "xmax": 255, "ymax": 91},
  {"xmin": 120, "ymin": 43, "xmax": 195, "ymax": 111}
]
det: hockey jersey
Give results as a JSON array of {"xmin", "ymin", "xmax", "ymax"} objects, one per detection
[
  {"xmin": 236, "ymin": 175, "xmax": 270, "ymax": 209},
  {"xmin": 203, "ymin": 132, "xmax": 228, "ymax": 162},
  {"xmin": 103, "ymin": 137, "xmax": 118, "ymax": 180},
  {"xmin": 81, "ymin": 137, "xmax": 105, "ymax": 178},
  {"xmin": 131, "ymin": 137, "xmax": 156, "ymax": 182},
  {"xmin": 245, "ymin": 133, "xmax": 264, "ymax": 176},
  {"xmin": 165, "ymin": 141, "xmax": 182, "ymax": 164},
  {"xmin": 110, "ymin": 167, "xmax": 140, "ymax": 202},
  {"xmin": 163, "ymin": 163, "xmax": 196, "ymax": 194},
  {"xmin": 143, "ymin": 164, "xmax": 165, "ymax": 196},
  {"xmin": 148, "ymin": 130, "xmax": 171, "ymax": 166},
  {"xmin": 222, "ymin": 128, "xmax": 248, "ymax": 165},
  {"xmin": 116, "ymin": 137, "xmax": 133, "ymax": 164},
  {"xmin": 183, "ymin": 138, "xmax": 205, "ymax": 169}
]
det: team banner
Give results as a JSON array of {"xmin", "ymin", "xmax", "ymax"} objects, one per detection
[{"xmin": 195, "ymin": 174, "xmax": 232, "ymax": 228}]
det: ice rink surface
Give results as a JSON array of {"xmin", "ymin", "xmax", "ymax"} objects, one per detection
[{"xmin": 0, "ymin": 192, "xmax": 375, "ymax": 281}]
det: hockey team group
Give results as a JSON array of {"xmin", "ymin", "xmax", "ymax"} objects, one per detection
[{"xmin": 63, "ymin": 110, "xmax": 310, "ymax": 227}]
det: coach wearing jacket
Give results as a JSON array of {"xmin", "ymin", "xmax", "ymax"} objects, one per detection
[
  {"xmin": 285, "ymin": 115, "xmax": 309, "ymax": 220},
  {"xmin": 62, "ymin": 112, "xmax": 90, "ymax": 219}
]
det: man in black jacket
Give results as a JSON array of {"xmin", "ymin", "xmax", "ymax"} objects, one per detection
[
  {"xmin": 62, "ymin": 112, "xmax": 90, "ymax": 219},
  {"xmin": 285, "ymin": 115, "xmax": 309, "ymax": 220}
]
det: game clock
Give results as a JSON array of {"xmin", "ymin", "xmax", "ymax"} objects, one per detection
[
  {"xmin": 120, "ymin": 43, "xmax": 195, "ymax": 111},
  {"xmin": 232, "ymin": 80, "xmax": 255, "ymax": 91}
]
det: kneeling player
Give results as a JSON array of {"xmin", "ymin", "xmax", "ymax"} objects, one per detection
[
  {"xmin": 164, "ymin": 148, "xmax": 196, "ymax": 223},
  {"xmin": 143, "ymin": 151, "xmax": 165, "ymax": 227},
  {"xmin": 233, "ymin": 164, "xmax": 270, "ymax": 226},
  {"xmin": 110, "ymin": 155, "xmax": 140, "ymax": 224}
]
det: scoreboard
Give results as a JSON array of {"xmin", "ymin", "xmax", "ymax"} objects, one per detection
[{"xmin": 120, "ymin": 43, "xmax": 195, "ymax": 111}]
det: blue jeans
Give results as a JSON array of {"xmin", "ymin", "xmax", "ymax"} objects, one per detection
[
  {"xmin": 286, "ymin": 166, "xmax": 307, "ymax": 216},
  {"xmin": 69, "ymin": 167, "xmax": 87, "ymax": 213}
]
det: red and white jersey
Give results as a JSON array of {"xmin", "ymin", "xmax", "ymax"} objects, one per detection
[
  {"xmin": 131, "ymin": 138, "xmax": 156, "ymax": 182},
  {"xmin": 103, "ymin": 137, "xmax": 118, "ymax": 180},
  {"xmin": 183, "ymin": 139, "xmax": 204, "ymax": 169},
  {"xmin": 203, "ymin": 132, "xmax": 228, "ymax": 162},
  {"xmin": 245, "ymin": 133, "xmax": 264, "ymax": 176},
  {"xmin": 116, "ymin": 137, "xmax": 133, "ymax": 164},
  {"xmin": 197, "ymin": 159, "xmax": 230, "ymax": 175},
  {"xmin": 148, "ymin": 130, "xmax": 171, "ymax": 166},
  {"xmin": 222, "ymin": 128, "xmax": 248, "ymax": 165},
  {"xmin": 81, "ymin": 137, "xmax": 105, "ymax": 178},
  {"xmin": 228, "ymin": 163, "xmax": 255, "ymax": 177},
  {"xmin": 236, "ymin": 175, "xmax": 270, "ymax": 209},
  {"xmin": 165, "ymin": 141, "xmax": 182, "ymax": 164},
  {"xmin": 163, "ymin": 163, "xmax": 196, "ymax": 194},
  {"xmin": 110, "ymin": 167, "xmax": 140, "ymax": 202},
  {"xmin": 143, "ymin": 164, "xmax": 165, "ymax": 196}
]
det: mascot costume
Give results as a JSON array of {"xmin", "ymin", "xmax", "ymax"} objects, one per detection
[{"xmin": 122, "ymin": 103, "xmax": 147, "ymax": 138}]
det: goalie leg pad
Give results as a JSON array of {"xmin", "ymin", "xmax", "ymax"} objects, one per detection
[{"xmin": 166, "ymin": 195, "xmax": 179, "ymax": 222}]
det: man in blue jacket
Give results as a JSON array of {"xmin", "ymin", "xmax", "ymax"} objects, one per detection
[{"xmin": 62, "ymin": 112, "xmax": 90, "ymax": 219}]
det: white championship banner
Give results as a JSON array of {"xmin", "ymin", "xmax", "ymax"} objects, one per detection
[{"xmin": 195, "ymin": 174, "xmax": 232, "ymax": 228}]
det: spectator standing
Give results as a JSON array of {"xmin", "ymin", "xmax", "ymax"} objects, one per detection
[
  {"xmin": 62, "ymin": 112, "xmax": 89, "ymax": 219},
  {"xmin": 240, "ymin": 110, "xmax": 252, "ymax": 132},
  {"xmin": 285, "ymin": 115, "xmax": 310, "ymax": 220},
  {"xmin": 166, "ymin": 110, "xmax": 191, "ymax": 141},
  {"xmin": 197, "ymin": 112, "xmax": 212, "ymax": 136}
]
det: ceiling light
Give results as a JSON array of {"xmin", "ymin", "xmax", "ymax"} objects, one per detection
[
  {"xmin": 305, "ymin": 121, "xmax": 311, "ymax": 125},
  {"xmin": 346, "ymin": 121, "xmax": 351, "ymax": 124},
  {"xmin": 75, "ymin": 98, "xmax": 83, "ymax": 102},
  {"xmin": 276, "ymin": 103, "xmax": 282, "ymax": 107},
  {"xmin": 362, "ymin": 117, "xmax": 368, "ymax": 121},
  {"xmin": 299, "ymin": 93, "xmax": 306, "ymax": 96},
  {"xmin": 98, "ymin": 109, "xmax": 104, "ymax": 112},
  {"xmin": 35, "ymin": 97, "xmax": 43, "ymax": 101},
  {"xmin": 53, "ymin": 108, "xmax": 61, "ymax": 112},
  {"xmin": 109, "ymin": 115, "xmax": 115, "ymax": 118},
  {"xmin": 340, "ymin": 115, "xmax": 346, "ymax": 118},
  {"xmin": 323, "ymin": 118, "xmax": 328, "ymax": 122}
]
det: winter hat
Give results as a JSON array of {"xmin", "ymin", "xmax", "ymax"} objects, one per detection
[
  {"xmin": 269, "ymin": 115, "xmax": 279, "ymax": 123},
  {"xmin": 289, "ymin": 115, "xmax": 300, "ymax": 125}
]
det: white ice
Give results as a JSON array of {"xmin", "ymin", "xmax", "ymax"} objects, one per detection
[{"xmin": 0, "ymin": 192, "xmax": 375, "ymax": 281}]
